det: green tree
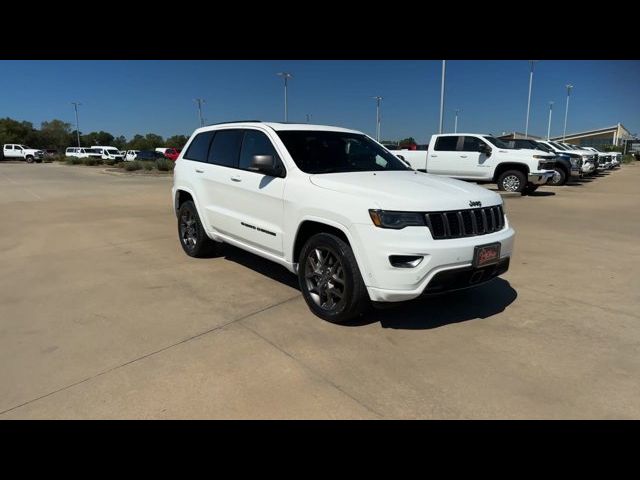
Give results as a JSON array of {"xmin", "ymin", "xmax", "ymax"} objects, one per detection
[
  {"xmin": 82, "ymin": 130, "xmax": 115, "ymax": 147},
  {"xmin": 398, "ymin": 137, "xmax": 417, "ymax": 146},
  {"xmin": 166, "ymin": 135, "xmax": 189, "ymax": 149},
  {"xmin": 113, "ymin": 135, "xmax": 127, "ymax": 150},
  {"xmin": 40, "ymin": 119, "xmax": 73, "ymax": 152},
  {"xmin": 0, "ymin": 117, "xmax": 36, "ymax": 145}
]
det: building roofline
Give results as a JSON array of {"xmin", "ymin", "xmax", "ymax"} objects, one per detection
[{"xmin": 550, "ymin": 125, "xmax": 622, "ymax": 140}]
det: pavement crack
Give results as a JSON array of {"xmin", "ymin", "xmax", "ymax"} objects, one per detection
[
  {"xmin": 0, "ymin": 294, "xmax": 300, "ymax": 417},
  {"xmin": 238, "ymin": 321, "xmax": 384, "ymax": 419}
]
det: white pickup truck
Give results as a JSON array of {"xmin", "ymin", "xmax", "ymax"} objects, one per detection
[
  {"xmin": 390, "ymin": 134, "xmax": 555, "ymax": 194},
  {"xmin": 1, "ymin": 144, "xmax": 44, "ymax": 163}
]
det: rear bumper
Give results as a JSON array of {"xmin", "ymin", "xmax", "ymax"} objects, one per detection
[{"xmin": 528, "ymin": 171, "xmax": 554, "ymax": 185}]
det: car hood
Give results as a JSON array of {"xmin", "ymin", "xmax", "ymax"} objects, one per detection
[{"xmin": 309, "ymin": 171, "xmax": 501, "ymax": 211}]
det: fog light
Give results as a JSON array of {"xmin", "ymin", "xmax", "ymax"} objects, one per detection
[{"xmin": 389, "ymin": 255, "xmax": 423, "ymax": 268}]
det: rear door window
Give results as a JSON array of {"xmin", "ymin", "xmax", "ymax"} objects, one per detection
[{"xmin": 208, "ymin": 130, "xmax": 243, "ymax": 168}]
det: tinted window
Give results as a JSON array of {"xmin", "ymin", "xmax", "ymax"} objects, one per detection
[
  {"xmin": 434, "ymin": 136, "xmax": 459, "ymax": 151},
  {"xmin": 483, "ymin": 136, "xmax": 509, "ymax": 148},
  {"xmin": 277, "ymin": 131, "xmax": 409, "ymax": 174},
  {"xmin": 184, "ymin": 131, "xmax": 214, "ymax": 162},
  {"xmin": 461, "ymin": 136, "xmax": 483, "ymax": 152},
  {"xmin": 239, "ymin": 130, "xmax": 281, "ymax": 171},
  {"xmin": 208, "ymin": 130, "xmax": 243, "ymax": 167}
]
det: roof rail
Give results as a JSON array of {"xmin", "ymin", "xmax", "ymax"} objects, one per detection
[{"xmin": 206, "ymin": 120, "xmax": 262, "ymax": 126}]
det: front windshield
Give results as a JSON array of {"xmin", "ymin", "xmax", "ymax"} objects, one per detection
[
  {"xmin": 483, "ymin": 136, "xmax": 509, "ymax": 148},
  {"xmin": 276, "ymin": 131, "xmax": 410, "ymax": 174},
  {"xmin": 535, "ymin": 142, "xmax": 553, "ymax": 152},
  {"xmin": 550, "ymin": 141, "xmax": 567, "ymax": 150}
]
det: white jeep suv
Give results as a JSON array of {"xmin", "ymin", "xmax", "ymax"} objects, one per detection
[{"xmin": 172, "ymin": 122, "xmax": 515, "ymax": 323}]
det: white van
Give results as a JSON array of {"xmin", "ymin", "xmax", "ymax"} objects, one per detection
[
  {"xmin": 91, "ymin": 146, "xmax": 124, "ymax": 161},
  {"xmin": 65, "ymin": 147, "xmax": 103, "ymax": 159}
]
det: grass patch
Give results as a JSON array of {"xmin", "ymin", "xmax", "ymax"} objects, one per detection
[
  {"xmin": 123, "ymin": 161, "xmax": 142, "ymax": 171},
  {"xmin": 156, "ymin": 158, "xmax": 174, "ymax": 172},
  {"xmin": 65, "ymin": 156, "xmax": 83, "ymax": 165},
  {"xmin": 142, "ymin": 161, "xmax": 154, "ymax": 171},
  {"xmin": 83, "ymin": 157, "xmax": 98, "ymax": 166},
  {"xmin": 622, "ymin": 154, "xmax": 635, "ymax": 164}
]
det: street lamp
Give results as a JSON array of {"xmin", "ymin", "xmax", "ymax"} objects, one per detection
[
  {"xmin": 306, "ymin": 114, "xmax": 312, "ymax": 123},
  {"xmin": 372, "ymin": 96, "xmax": 383, "ymax": 141},
  {"xmin": 71, "ymin": 102, "xmax": 81, "ymax": 147},
  {"xmin": 454, "ymin": 108, "xmax": 462, "ymax": 133},
  {"xmin": 563, "ymin": 84, "xmax": 573, "ymax": 141},
  {"xmin": 276, "ymin": 72, "xmax": 293, "ymax": 122},
  {"xmin": 194, "ymin": 98, "xmax": 205, "ymax": 127},
  {"xmin": 439, "ymin": 60, "xmax": 446, "ymax": 134},
  {"xmin": 524, "ymin": 60, "xmax": 538, "ymax": 138},
  {"xmin": 546, "ymin": 101, "xmax": 554, "ymax": 140}
]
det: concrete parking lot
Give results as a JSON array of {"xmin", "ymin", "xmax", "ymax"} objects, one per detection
[{"xmin": 1, "ymin": 161, "xmax": 639, "ymax": 419}]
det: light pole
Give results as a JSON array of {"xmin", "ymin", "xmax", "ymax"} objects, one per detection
[
  {"xmin": 525, "ymin": 60, "xmax": 537, "ymax": 139},
  {"xmin": 276, "ymin": 72, "xmax": 293, "ymax": 122},
  {"xmin": 439, "ymin": 60, "xmax": 446, "ymax": 134},
  {"xmin": 194, "ymin": 98, "xmax": 205, "ymax": 127},
  {"xmin": 563, "ymin": 84, "xmax": 573, "ymax": 141},
  {"xmin": 454, "ymin": 109, "xmax": 462, "ymax": 133},
  {"xmin": 71, "ymin": 102, "xmax": 81, "ymax": 147},
  {"xmin": 372, "ymin": 96, "xmax": 383, "ymax": 141},
  {"xmin": 546, "ymin": 101, "xmax": 554, "ymax": 140},
  {"xmin": 306, "ymin": 114, "xmax": 312, "ymax": 123}
]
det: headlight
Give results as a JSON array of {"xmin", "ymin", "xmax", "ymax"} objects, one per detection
[
  {"xmin": 533, "ymin": 155, "xmax": 550, "ymax": 159},
  {"xmin": 569, "ymin": 158, "xmax": 578, "ymax": 167},
  {"xmin": 369, "ymin": 210, "xmax": 425, "ymax": 229}
]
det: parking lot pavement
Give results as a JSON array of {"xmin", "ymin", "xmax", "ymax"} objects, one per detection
[{"xmin": 1, "ymin": 162, "xmax": 639, "ymax": 419}]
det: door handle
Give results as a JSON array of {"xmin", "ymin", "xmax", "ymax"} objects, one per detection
[
  {"xmin": 460, "ymin": 155, "xmax": 468, "ymax": 158},
  {"xmin": 195, "ymin": 168, "xmax": 204, "ymax": 173},
  {"xmin": 430, "ymin": 154, "xmax": 438, "ymax": 157},
  {"xmin": 230, "ymin": 176, "xmax": 242, "ymax": 182}
]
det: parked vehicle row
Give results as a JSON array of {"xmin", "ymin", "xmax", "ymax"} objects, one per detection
[{"xmin": 388, "ymin": 134, "xmax": 555, "ymax": 194}]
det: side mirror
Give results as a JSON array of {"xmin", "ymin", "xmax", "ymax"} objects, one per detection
[
  {"xmin": 396, "ymin": 154, "xmax": 405, "ymax": 161},
  {"xmin": 250, "ymin": 155, "xmax": 283, "ymax": 177},
  {"xmin": 478, "ymin": 144, "xmax": 492, "ymax": 156}
]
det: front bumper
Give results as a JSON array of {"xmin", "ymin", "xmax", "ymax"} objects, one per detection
[
  {"xmin": 582, "ymin": 162, "xmax": 596, "ymax": 174},
  {"xmin": 528, "ymin": 171, "xmax": 554, "ymax": 185},
  {"xmin": 352, "ymin": 221, "xmax": 515, "ymax": 303}
]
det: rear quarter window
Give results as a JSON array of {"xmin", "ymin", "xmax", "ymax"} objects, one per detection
[{"xmin": 434, "ymin": 136, "xmax": 460, "ymax": 151}]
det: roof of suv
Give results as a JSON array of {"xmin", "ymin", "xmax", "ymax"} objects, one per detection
[{"xmin": 197, "ymin": 121, "xmax": 361, "ymax": 134}]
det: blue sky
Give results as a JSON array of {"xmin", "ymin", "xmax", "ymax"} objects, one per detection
[{"xmin": 1, "ymin": 60, "xmax": 638, "ymax": 143}]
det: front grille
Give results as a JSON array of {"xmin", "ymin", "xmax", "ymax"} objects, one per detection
[
  {"xmin": 425, "ymin": 205, "xmax": 505, "ymax": 240},
  {"xmin": 539, "ymin": 160, "xmax": 556, "ymax": 170}
]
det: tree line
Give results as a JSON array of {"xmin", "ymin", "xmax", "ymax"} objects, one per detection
[{"xmin": 0, "ymin": 117, "xmax": 189, "ymax": 153}]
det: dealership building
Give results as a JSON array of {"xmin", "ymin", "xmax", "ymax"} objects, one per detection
[
  {"xmin": 499, "ymin": 123, "xmax": 636, "ymax": 151},
  {"xmin": 550, "ymin": 123, "xmax": 633, "ymax": 149}
]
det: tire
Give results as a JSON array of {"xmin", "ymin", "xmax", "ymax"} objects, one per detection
[
  {"xmin": 25, "ymin": 155, "xmax": 34, "ymax": 164},
  {"xmin": 548, "ymin": 167, "xmax": 567, "ymax": 186},
  {"xmin": 177, "ymin": 200, "xmax": 219, "ymax": 258},
  {"xmin": 497, "ymin": 170, "xmax": 526, "ymax": 193},
  {"xmin": 298, "ymin": 232, "xmax": 369, "ymax": 324},
  {"xmin": 523, "ymin": 184, "xmax": 539, "ymax": 195}
]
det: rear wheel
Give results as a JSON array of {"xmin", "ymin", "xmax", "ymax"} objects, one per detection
[
  {"xmin": 497, "ymin": 170, "xmax": 526, "ymax": 193},
  {"xmin": 298, "ymin": 233, "xmax": 369, "ymax": 324},
  {"xmin": 177, "ymin": 200, "xmax": 220, "ymax": 258}
]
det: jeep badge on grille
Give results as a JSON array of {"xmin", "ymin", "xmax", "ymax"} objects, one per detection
[{"xmin": 469, "ymin": 201, "xmax": 482, "ymax": 207}]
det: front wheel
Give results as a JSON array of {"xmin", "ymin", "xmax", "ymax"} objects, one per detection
[
  {"xmin": 497, "ymin": 170, "xmax": 526, "ymax": 193},
  {"xmin": 548, "ymin": 167, "xmax": 567, "ymax": 186},
  {"xmin": 25, "ymin": 155, "xmax": 34, "ymax": 164},
  {"xmin": 298, "ymin": 233, "xmax": 369, "ymax": 324}
]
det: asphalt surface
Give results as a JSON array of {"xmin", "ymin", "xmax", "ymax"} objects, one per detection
[{"xmin": 1, "ymin": 161, "xmax": 639, "ymax": 419}]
